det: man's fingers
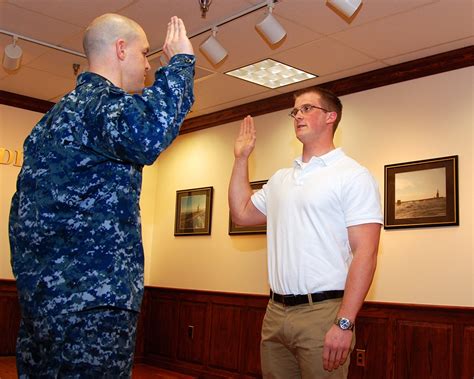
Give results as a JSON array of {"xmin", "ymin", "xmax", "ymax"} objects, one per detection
[
  {"xmin": 332, "ymin": 349, "xmax": 344, "ymax": 370},
  {"xmin": 163, "ymin": 16, "xmax": 194, "ymax": 58},
  {"xmin": 243, "ymin": 116, "xmax": 252, "ymax": 133},
  {"xmin": 168, "ymin": 17, "xmax": 185, "ymax": 43},
  {"xmin": 167, "ymin": 17, "xmax": 177, "ymax": 42},
  {"xmin": 323, "ymin": 326, "xmax": 353, "ymax": 372},
  {"xmin": 177, "ymin": 18, "xmax": 186, "ymax": 38},
  {"xmin": 328, "ymin": 349, "xmax": 338, "ymax": 371},
  {"xmin": 323, "ymin": 347, "xmax": 349, "ymax": 371},
  {"xmin": 236, "ymin": 116, "xmax": 256, "ymax": 158},
  {"xmin": 339, "ymin": 349, "xmax": 349, "ymax": 366},
  {"xmin": 322, "ymin": 346, "xmax": 330, "ymax": 370},
  {"xmin": 163, "ymin": 21, "xmax": 173, "ymax": 49}
]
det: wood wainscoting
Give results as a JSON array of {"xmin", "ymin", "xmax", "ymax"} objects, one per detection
[
  {"xmin": 141, "ymin": 287, "xmax": 267, "ymax": 378},
  {"xmin": 0, "ymin": 280, "xmax": 20, "ymax": 356},
  {"xmin": 141, "ymin": 288, "xmax": 474, "ymax": 379},
  {"xmin": 1, "ymin": 280, "xmax": 473, "ymax": 378}
]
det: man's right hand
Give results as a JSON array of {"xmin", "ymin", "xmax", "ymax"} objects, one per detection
[
  {"xmin": 235, "ymin": 116, "xmax": 256, "ymax": 160},
  {"xmin": 163, "ymin": 16, "xmax": 194, "ymax": 60},
  {"xmin": 229, "ymin": 115, "xmax": 265, "ymax": 227}
]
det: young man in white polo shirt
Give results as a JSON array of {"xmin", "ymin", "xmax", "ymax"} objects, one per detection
[{"xmin": 229, "ymin": 87, "xmax": 382, "ymax": 378}]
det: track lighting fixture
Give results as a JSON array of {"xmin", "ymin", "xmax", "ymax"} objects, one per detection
[
  {"xmin": 164, "ymin": 0, "xmax": 363, "ymax": 67},
  {"xmin": 3, "ymin": 35, "xmax": 23, "ymax": 71},
  {"xmin": 1, "ymin": 0, "xmax": 365, "ymax": 73},
  {"xmin": 72, "ymin": 63, "xmax": 80, "ymax": 76},
  {"xmin": 199, "ymin": 26, "xmax": 228, "ymax": 65},
  {"xmin": 255, "ymin": 0, "xmax": 286, "ymax": 46},
  {"xmin": 327, "ymin": 0, "xmax": 362, "ymax": 18},
  {"xmin": 198, "ymin": 0, "xmax": 213, "ymax": 19}
]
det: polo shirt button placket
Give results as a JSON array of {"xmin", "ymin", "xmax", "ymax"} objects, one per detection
[{"xmin": 293, "ymin": 169, "xmax": 303, "ymax": 186}]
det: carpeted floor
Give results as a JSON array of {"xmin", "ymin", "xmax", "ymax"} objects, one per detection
[{"xmin": 0, "ymin": 357, "xmax": 196, "ymax": 379}]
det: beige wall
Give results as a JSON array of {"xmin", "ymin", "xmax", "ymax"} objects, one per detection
[
  {"xmin": 146, "ymin": 67, "xmax": 473, "ymax": 306},
  {"xmin": 1, "ymin": 67, "xmax": 473, "ymax": 306},
  {"xmin": 0, "ymin": 105, "xmax": 42, "ymax": 278},
  {"xmin": 339, "ymin": 68, "xmax": 473, "ymax": 306}
]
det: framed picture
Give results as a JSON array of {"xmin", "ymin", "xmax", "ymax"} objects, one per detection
[
  {"xmin": 384, "ymin": 156, "xmax": 459, "ymax": 229},
  {"xmin": 229, "ymin": 180, "xmax": 267, "ymax": 235},
  {"xmin": 174, "ymin": 186, "xmax": 213, "ymax": 236}
]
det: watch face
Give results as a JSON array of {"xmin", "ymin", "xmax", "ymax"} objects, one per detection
[
  {"xmin": 339, "ymin": 318, "xmax": 351, "ymax": 329},
  {"xmin": 337, "ymin": 317, "xmax": 353, "ymax": 330}
]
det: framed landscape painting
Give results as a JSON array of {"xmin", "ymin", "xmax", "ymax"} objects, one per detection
[
  {"xmin": 384, "ymin": 156, "xmax": 459, "ymax": 229},
  {"xmin": 174, "ymin": 187, "xmax": 213, "ymax": 236}
]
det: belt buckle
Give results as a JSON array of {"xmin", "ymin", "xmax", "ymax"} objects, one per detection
[{"xmin": 282, "ymin": 294, "xmax": 297, "ymax": 306}]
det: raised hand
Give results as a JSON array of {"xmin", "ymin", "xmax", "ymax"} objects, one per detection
[
  {"xmin": 162, "ymin": 16, "xmax": 194, "ymax": 59},
  {"xmin": 234, "ymin": 116, "xmax": 256, "ymax": 160}
]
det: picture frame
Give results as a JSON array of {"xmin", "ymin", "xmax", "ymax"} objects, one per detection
[
  {"xmin": 174, "ymin": 186, "xmax": 213, "ymax": 236},
  {"xmin": 384, "ymin": 155, "xmax": 459, "ymax": 229},
  {"xmin": 229, "ymin": 180, "xmax": 267, "ymax": 235}
]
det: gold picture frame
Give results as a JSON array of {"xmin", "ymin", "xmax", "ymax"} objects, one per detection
[{"xmin": 174, "ymin": 186, "xmax": 213, "ymax": 236}]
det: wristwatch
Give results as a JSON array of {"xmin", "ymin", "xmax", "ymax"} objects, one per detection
[{"xmin": 334, "ymin": 317, "xmax": 354, "ymax": 331}]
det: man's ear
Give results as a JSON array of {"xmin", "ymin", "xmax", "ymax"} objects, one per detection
[
  {"xmin": 116, "ymin": 39, "xmax": 126, "ymax": 61},
  {"xmin": 326, "ymin": 111, "xmax": 337, "ymax": 124}
]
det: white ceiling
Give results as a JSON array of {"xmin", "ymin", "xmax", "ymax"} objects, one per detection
[{"xmin": 0, "ymin": 0, "xmax": 473, "ymax": 119}]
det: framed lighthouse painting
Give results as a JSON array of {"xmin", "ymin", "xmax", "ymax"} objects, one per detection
[{"xmin": 384, "ymin": 156, "xmax": 458, "ymax": 229}]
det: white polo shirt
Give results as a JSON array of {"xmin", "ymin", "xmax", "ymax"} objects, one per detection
[{"xmin": 251, "ymin": 148, "xmax": 383, "ymax": 295}]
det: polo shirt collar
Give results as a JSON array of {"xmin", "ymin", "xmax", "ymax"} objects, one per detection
[{"xmin": 293, "ymin": 147, "xmax": 344, "ymax": 168}]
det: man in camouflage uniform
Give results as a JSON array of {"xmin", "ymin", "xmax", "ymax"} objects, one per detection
[{"xmin": 9, "ymin": 13, "xmax": 195, "ymax": 378}]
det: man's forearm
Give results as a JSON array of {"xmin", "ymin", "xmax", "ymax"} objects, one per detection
[
  {"xmin": 337, "ymin": 250, "xmax": 377, "ymax": 322},
  {"xmin": 228, "ymin": 157, "xmax": 254, "ymax": 225},
  {"xmin": 337, "ymin": 223, "xmax": 381, "ymax": 322}
]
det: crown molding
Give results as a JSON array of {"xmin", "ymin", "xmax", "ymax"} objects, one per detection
[{"xmin": 0, "ymin": 90, "xmax": 55, "ymax": 114}]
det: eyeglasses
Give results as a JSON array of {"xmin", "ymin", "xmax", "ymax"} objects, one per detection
[{"xmin": 288, "ymin": 104, "xmax": 329, "ymax": 119}]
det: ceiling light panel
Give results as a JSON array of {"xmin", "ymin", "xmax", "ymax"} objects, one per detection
[{"xmin": 225, "ymin": 59, "xmax": 317, "ymax": 89}]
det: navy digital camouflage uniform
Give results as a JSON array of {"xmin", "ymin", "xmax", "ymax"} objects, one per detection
[
  {"xmin": 9, "ymin": 53, "xmax": 195, "ymax": 377},
  {"xmin": 16, "ymin": 308, "xmax": 138, "ymax": 378}
]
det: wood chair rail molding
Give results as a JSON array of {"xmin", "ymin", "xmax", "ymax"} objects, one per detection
[{"xmin": 1, "ymin": 46, "xmax": 473, "ymax": 131}]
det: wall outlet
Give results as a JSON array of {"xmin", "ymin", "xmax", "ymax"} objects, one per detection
[
  {"xmin": 355, "ymin": 349, "xmax": 366, "ymax": 367},
  {"xmin": 187, "ymin": 325, "xmax": 194, "ymax": 339}
]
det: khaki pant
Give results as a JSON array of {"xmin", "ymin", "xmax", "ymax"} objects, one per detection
[{"xmin": 261, "ymin": 298, "xmax": 354, "ymax": 379}]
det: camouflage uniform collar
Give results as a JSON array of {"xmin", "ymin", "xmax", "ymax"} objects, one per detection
[{"xmin": 77, "ymin": 72, "xmax": 119, "ymax": 90}]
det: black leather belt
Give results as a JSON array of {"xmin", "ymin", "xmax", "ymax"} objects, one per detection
[{"xmin": 270, "ymin": 289, "xmax": 344, "ymax": 306}]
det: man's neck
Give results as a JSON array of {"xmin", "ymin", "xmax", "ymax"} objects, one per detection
[
  {"xmin": 88, "ymin": 63, "xmax": 122, "ymax": 90},
  {"xmin": 302, "ymin": 142, "xmax": 336, "ymax": 162}
]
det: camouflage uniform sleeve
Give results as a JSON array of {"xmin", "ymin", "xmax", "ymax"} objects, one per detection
[{"xmin": 83, "ymin": 54, "xmax": 195, "ymax": 165}]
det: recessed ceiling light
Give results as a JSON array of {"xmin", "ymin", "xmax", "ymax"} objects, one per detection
[{"xmin": 225, "ymin": 59, "xmax": 317, "ymax": 89}]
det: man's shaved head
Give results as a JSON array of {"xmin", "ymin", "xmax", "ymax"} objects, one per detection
[{"xmin": 83, "ymin": 13, "xmax": 145, "ymax": 59}]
